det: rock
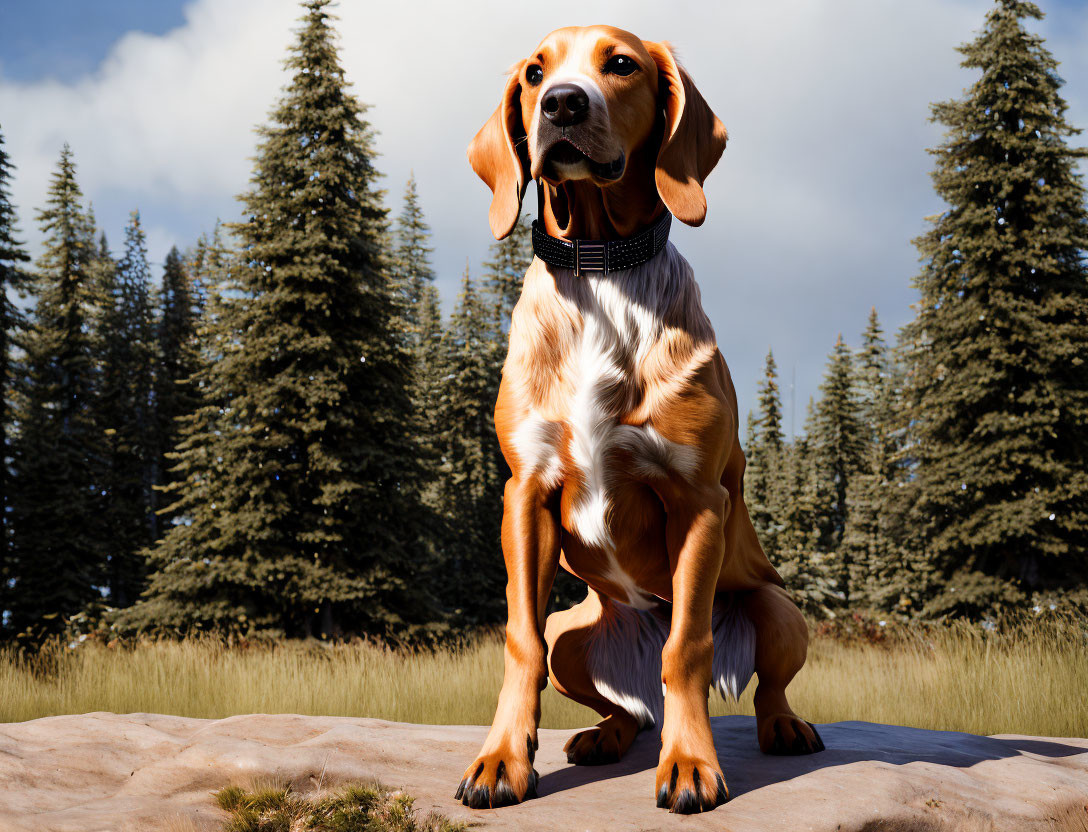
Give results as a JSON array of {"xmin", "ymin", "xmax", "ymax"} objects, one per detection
[{"xmin": 0, "ymin": 713, "xmax": 1085, "ymax": 831}]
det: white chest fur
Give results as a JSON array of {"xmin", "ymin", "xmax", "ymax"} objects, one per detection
[{"xmin": 509, "ymin": 245, "xmax": 711, "ymax": 609}]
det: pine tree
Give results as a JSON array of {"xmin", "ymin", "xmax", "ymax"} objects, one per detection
[
  {"xmin": 745, "ymin": 349, "xmax": 785, "ymax": 559},
  {"xmin": 0, "ymin": 129, "xmax": 30, "ymax": 623},
  {"xmin": 479, "ymin": 214, "xmax": 533, "ymax": 467},
  {"xmin": 392, "ymin": 176, "xmax": 443, "ymax": 488},
  {"xmin": 415, "ymin": 280, "xmax": 443, "ymax": 410},
  {"xmin": 479, "ymin": 213, "xmax": 532, "ymax": 504},
  {"xmin": 392, "ymin": 175, "xmax": 436, "ymax": 342},
  {"xmin": 9, "ymin": 145, "xmax": 104, "ymax": 638},
  {"xmin": 436, "ymin": 264, "xmax": 505, "ymax": 622},
  {"xmin": 396, "ymin": 179, "xmax": 443, "ymax": 385},
  {"xmin": 117, "ymin": 228, "xmax": 236, "ymax": 633},
  {"xmin": 95, "ymin": 211, "xmax": 159, "ymax": 607},
  {"xmin": 902, "ymin": 0, "xmax": 1088, "ymax": 615},
  {"xmin": 756, "ymin": 349, "xmax": 785, "ymax": 453},
  {"xmin": 481, "ymin": 214, "xmax": 533, "ymax": 334},
  {"xmin": 856, "ymin": 308, "xmax": 888, "ymax": 434},
  {"xmin": 744, "ymin": 409, "xmax": 768, "ymax": 525},
  {"xmin": 129, "ymin": 1, "xmax": 433, "ymax": 638},
  {"xmin": 389, "ymin": 176, "xmax": 448, "ymax": 592},
  {"xmin": 841, "ymin": 310, "xmax": 915, "ymax": 611},
  {"xmin": 775, "ymin": 401, "xmax": 839, "ymax": 617},
  {"xmin": 811, "ymin": 334, "xmax": 866, "ymax": 603},
  {"xmin": 154, "ymin": 244, "xmax": 203, "ymax": 525}
]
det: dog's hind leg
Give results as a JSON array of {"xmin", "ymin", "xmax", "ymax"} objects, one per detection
[
  {"xmin": 740, "ymin": 584, "xmax": 825, "ymax": 755},
  {"xmin": 545, "ymin": 589, "xmax": 665, "ymax": 765}
]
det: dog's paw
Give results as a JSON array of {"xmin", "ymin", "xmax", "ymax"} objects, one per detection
[
  {"xmin": 455, "ymin": 734, "xmax": 539, "ymax": 809},
  {"xmin": 564, "ymin": 726, "xmax": 621, "ymax": 766},
  {"xmin": 758, "ymin": 714, "xmax": 825, "ymax": 756},
  {"xmin": 653, "ymin": 752, "xmax": 728, "ymax": 814}
]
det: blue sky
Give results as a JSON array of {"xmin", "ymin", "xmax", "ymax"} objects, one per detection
[
  {"xmin": 0, "ymin": 2, "xmax": 187, "ymax": 82},
  {"xmin": 2, "ymin": 0, "xmax": 1085, "ymax": 82},
  {"xmin": 1, "ymin": 0, "xmax": 1086, "ymax": 431}
]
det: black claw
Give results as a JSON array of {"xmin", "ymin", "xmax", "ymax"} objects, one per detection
[
  {"xmin": 567, "ymin": 729, "xmax": 622, "ymax": 767},
  {"xmin": 566, "ymin": 731, "xmax": 590, "ymax": 764},
  {"xmin": 467, "ymin": 783, "xmax": 491, "ymax": 809},
  {"xmin": 576, "ymin": 740, "xmax": 620, "ymax": 767},
  {"xmin": 525, "ymin": 768, "xmax": 539, "ymax": 800},
  {"xmin": 581, "ymin": 740, "xmax": 598, "ymax": 764},
  {"xmin": 460, "ymin": 762, "xmax": 486, "ymax": 808},
  {"xmin": 765, "ymin": 717, "xmax": 822, "ymax": 756},
  {"xmin": 492, "ymin": 765, "xmax": 518, "ymax": 809},
  {"xmin": 769, "ymin": 721, "xmax": 787, "ymax": 755},
  {"xmin": 765, "ymin": 718, "xmax": 826, "ymax": 756},
  {"xmin": 715, "ymin": 773, "xmax": 729, "ymax": 806},
  {"xmin": 671, "ymin": 788, "xmax": 700, "ymax": 815},
  {"xmin": 656, "ymin": 784, "xmax": 669, "ymax": 809},
  {"xmin": 491, "ymin": 788, "xmax": 518, "ymax": 807},
  {"xmin": 793, "ymin": 731, "xmax": 810, "ymax": 754},
  {"xmin": 458, "ymin": 755, "xmax": 539, "ymax": 809}
]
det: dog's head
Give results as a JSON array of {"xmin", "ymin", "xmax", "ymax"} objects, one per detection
[{"xmin": 468, "ymin": 26, "xmax": 728, "ymax": 239}]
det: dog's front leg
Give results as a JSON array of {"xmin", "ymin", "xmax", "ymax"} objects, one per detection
[
  {"xmin": 456, "ymin": 475, "xmax": 559, "ymax": 809},
  {"xmin": 655, "ymin": 482, "xmax": 731, "ymax": 814}
]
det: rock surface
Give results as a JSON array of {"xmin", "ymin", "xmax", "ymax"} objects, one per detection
[{"xmin": 0, "ymin": 713, "xmax": 1086, "ymax": 831}]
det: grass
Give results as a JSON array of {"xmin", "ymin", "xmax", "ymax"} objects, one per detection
[
  {"xmin": 0, "ymin": 613, "xmax": 1085, "ymax": 738},
  {"xmin": 213, "ymin": 780, "xmax": 465, "ymax": 832}
]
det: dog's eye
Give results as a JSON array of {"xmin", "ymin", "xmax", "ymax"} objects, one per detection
[
  {"xmin": 603, "ymin": 55, "xmax": 637, "ymax": 77},
  {"xmin": 526, "ymin": 64, "xmax": 544, "ymax": 86}
]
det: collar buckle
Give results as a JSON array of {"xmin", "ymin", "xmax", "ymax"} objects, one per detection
[{"xmin": 573, "ymin": 239, "xmax": 607, "ymax": 277}]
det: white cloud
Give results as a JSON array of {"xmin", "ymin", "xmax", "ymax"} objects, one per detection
[{"xmin": 1, "ymin": 0, "xmax": 1085, "ymax": 423}]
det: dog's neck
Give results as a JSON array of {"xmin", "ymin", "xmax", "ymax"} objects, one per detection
[{"xmin": 538, "ymin": 143, "xmax": 666, "ymax": 240}]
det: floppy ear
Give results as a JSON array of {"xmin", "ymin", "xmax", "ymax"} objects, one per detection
[
  {"xmin": 643, "ymin": 42, "xmax": 728, "ymax": 227},
  {"xmin": 467, "ymin": 60, "xmax": 528, "ymax": 239}
]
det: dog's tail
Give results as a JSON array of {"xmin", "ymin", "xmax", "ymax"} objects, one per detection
[
  {"xmin": 584, "ymin": 593, "xmax": 756, "ymax": 732},
  {"xmin": 711, "ymin": 593, "xmax": 757, "ymax": 701}
]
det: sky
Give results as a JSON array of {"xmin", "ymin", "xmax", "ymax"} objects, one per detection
[{"xmin": 1, "ymin": 0, "xmax": 1086, "ymax": 433}]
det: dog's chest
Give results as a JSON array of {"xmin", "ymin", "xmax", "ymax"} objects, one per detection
[{"xmin": 511, "ymin": 270, "xmax": 701, "ymax": 605}]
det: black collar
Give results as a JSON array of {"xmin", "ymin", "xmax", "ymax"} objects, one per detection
[{"xmin": 531, "ymin": 181, "xmax": 672, "ymax": 277}]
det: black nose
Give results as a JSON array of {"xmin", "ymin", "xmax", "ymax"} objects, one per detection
[{"xmin": 542, "ymin": 83, "xmax": 589, "ymax": 126}]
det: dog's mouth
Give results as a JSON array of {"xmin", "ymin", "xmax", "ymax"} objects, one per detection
[{"xmin": 542, "ymin": 138, "xmax": 625, "ymax": 181}]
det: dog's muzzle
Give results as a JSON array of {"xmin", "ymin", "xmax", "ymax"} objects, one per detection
[{"xmin": 535, "ymin": 82, "xmax": 625, "ymax": 182}]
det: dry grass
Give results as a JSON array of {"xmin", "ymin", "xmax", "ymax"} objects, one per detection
[
  {"xmin": 789, "ymin": 616, "xmax": 1088, "ymax": 737},
  {"xmin": 1, "ymin": 615, "xmax": 1085, "ymax": 738}
]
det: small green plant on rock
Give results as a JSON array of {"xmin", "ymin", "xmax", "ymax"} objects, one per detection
[{"xmin": 214, "ymin": 781, "xmax": 466, "ymax": 832}]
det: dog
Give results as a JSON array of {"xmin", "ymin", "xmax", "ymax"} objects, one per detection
[{"xmin": 457, "ymin": 25, "xmax": 824, "ymax": 815}]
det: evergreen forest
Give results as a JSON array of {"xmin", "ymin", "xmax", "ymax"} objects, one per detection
[{"xmin": 0, "ymin": 0, "xmax": 1084, "ymax": 645}]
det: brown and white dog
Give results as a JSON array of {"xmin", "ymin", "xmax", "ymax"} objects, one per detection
[{"xmin": 457, "ymin": 25, "xmax": 824, "ymax": 815}]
